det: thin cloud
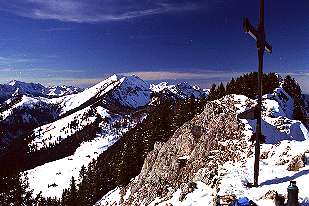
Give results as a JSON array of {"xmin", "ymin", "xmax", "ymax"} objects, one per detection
[
  {"xmin": 0, "ymin": 56, "xmax": 35, "ymax": 65},
  {"xmin": 0, "ymin": 0, "xmax": 204, "ymax": 23},
  {"xmin": 0, "ymin": 76, "xmax": 105, "ymax": 88},
  {"xmin": 0, "ymin": 68, "xmax": 16, "ymax": 72},
  {"xmin": 41, "ymin": 27, "xmax": 73, "ymax": 32},
  {"xmin": 0, "ymin": 67, "xmax": 101, "ymax": 87},
  {"xmin": 0, "ymin": 67, "xmax": 83, "ymax": 74},
  {"xmin": 123, "ymin": 70, "xmax": 243, "ymax": 81},
  {"xmin": 27, "ymin": 68, "xmax": 84, "ymax": 73},
  {"xmin": 32, "ymin": 77, "xmax": 106, "ymax": 87}
]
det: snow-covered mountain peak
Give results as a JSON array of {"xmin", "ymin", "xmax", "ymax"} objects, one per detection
[
  {"xmin": 149, "ymin": 82, "xmax": 169, "ymax": 92},
  {"xmin": 104, "ymin": 74, "xmax": 151, "ymax": 109},
  {"xmin": 150, "ymin": 81, "xmax": 208, "ymax": 99},
  {"xmin": 8, "ymin": 80, "xmax": 22, "ymax": 86},
  {"xmin": 101, "ymin": 73, "xmax": 141, "ymax": 83},
  {"xmin": 74, "ymin": 74, "xmax": 149, "ymax": 98},
  {"xmin": 118, "ymin": 74, "xmax": 150, "ymax": 90},
  {"xmin": 56, "ymin": 74, "xmax": 151, "ymax": 114}
]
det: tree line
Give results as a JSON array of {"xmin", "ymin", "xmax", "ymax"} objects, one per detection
[
  {"xmin": 207, "ymin": 72, "xmax": 280, "ymax": 101},
  {"xmin": 207, "ymin": 72, "xmax": 308, "ymax": 125}
]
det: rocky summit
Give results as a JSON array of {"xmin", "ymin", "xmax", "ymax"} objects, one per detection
[
  {"xmin": 119, "ymin": 95, "xmax": 247, "ymax": 205},
  {"xmin": 97, "ymin": 81, "xmax": 309, "ymax": 206}
]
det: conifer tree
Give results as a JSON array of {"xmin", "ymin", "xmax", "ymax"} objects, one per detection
[
  {"xmin": 217, "ymin": 82, "xmax": 226, "ymax": 99},
  {"xmin": 226, "ymin": 78, "xmax": 235, "ymax": 94},
  {"xmin": 282, "ymin": 75, "xmax": 308, "ymax": 125},
  {"xmin": 79, "ymin": 165, "xmax": 87, "ymax": 182},
  {"xmin": 69, "ymin": 176, "xmax": 77, "ymax": 206},
  {"xmin": 208, "ymin": 84, "xmax": 217, "ymax": 101}
]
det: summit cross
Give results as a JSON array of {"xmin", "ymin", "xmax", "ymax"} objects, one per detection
[{"xmin": 243, "ymin": 0, "xmax": 272, "ymax": 187}]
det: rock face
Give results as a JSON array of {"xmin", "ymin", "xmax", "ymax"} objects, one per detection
[
  {"xmin": 287, "ymin": 154, "xmax": 306, "ymax": 171},
  {"xmin": 119, "ymin": 95, "xmax": 247, "ymax": 205}
]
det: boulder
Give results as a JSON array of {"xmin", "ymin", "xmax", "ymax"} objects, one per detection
[{"xmin": 287, "ymin": 154, "xmax": 305, "ymax": 171}]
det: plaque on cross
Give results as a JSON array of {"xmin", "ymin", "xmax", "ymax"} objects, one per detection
[{"xmin": 243, "ymin": 0, "xmax": 272, "ymax": 187}]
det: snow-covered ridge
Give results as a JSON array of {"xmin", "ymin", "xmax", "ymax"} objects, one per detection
[
  {"xmin": 0, "ymin": 75, "xmax": 150, "ymax": 118},
  {"xmin": 0, "ymin": 74, "xmax": 207, "ymax": 145}
]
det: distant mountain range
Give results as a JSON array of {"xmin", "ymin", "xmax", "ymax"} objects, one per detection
[{"xmin": 0, "ymin": 80, "xmax": 83, "ymax": 103}]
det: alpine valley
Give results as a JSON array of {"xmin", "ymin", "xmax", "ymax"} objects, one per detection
[{"xmin": 1, "ymin": 73, "xmax": 309, "ymax": 206}]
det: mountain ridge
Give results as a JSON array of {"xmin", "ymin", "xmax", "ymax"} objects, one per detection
[
  {"xmin": 0, "ymin": 80, "xmax": 83, "ymax": 103},
  {"xmin": 0, "ymin": 74, "xmax": 209, "ymax": 199}
]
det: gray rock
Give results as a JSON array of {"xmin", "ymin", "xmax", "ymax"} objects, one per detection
[{"xmin": 120, "ymin": 95, "xmax": 247, "ymax": 205}]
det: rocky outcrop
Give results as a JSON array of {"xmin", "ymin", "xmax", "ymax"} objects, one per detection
[
  {"xmin": 287, "ymin": 154, "xmax": 306, "ymax": 171},
  {"xmin": 118, "ymin": 95, "xmax": 248, "ymax": 205}
]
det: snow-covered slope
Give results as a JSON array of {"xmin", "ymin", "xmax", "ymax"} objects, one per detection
[
  {"xmin": 28, "ymin": 106, "xmax": 97, "ymax": 152},
  {"xmin": 20, "ymin": 75, "xmax": 153, "ymax": 198},
  {"xmin": 20, "ymin": 75, "xmax": 151, "ymax": 153},
  {"xmin": 0, "ymin": 95, "xmax": 56, "ymax": 122},
  {"xmin": 26, "ymin": 109, "xmax": 144, "ymax": 198},
  {"xmin": 96, "ymin": 86, "xmax": 309, "ymax": 206}
]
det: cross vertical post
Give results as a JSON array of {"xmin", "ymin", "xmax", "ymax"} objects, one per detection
[{"xmin": 243, "ymin": 0, "xmax": 272, "ymax": 187}]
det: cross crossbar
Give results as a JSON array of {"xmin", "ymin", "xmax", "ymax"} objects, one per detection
[{"xmin": 243, "ymin": 17, "xmax": 272, "ymax": 53}]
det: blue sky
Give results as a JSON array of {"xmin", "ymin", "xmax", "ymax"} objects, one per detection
[{"xmin": 0, "ymin": 0, "xmax": 308, "ymax": 91}]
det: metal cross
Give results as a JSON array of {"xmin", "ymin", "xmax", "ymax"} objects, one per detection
[{"xmin": 243, "ymin": 0, "xmax": 272, "ymax": 187}]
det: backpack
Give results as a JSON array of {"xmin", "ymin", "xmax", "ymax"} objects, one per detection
[{"xmin": 229, "ymin": 197, "xmax": 250, "ymax": 206}]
